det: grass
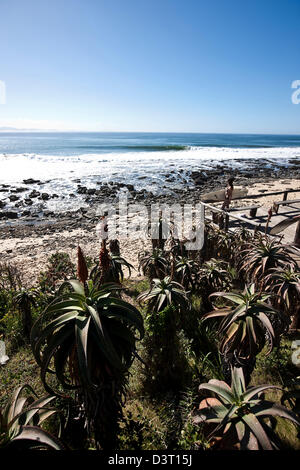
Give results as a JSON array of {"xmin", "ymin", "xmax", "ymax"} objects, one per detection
[{"xmin": 0, "ymin": 345, "xmax": 43, "ymax": 408}]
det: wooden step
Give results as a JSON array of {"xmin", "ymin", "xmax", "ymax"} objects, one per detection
[{"xmin": 273, "ymin": 199, "xmax": 300, "ymax": 214}]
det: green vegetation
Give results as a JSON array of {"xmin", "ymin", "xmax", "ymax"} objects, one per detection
[{"xmin": 0, "ymin": 224, "xmax": 299, "ymax": 450}]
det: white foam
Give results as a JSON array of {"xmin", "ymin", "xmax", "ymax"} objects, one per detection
[{"xmin": 0, "ymin": 146, "xmax": 299, "ymax": 204}]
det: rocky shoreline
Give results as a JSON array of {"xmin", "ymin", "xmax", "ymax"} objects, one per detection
[
  {"xmin": 0, "ymin": 160, "xmax": 300, "ymax": 285},
  {"xmin": 1, "ymin": 159, "xmax": 300, "ymax": 227}
]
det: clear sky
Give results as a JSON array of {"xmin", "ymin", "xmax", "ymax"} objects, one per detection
[{"xmin": 0, "ymin": 0, "xmax": 299, "ymax": 133}]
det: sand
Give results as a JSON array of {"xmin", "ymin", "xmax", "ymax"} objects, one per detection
[{"xmin": 0, "ymin": 178, "xmax": 299, "ymax": 287}]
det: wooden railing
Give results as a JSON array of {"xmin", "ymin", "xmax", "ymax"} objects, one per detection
[
  {"xmin": 201, "ymin": 201, "xmax": 261, "ymax": 233},
  {"xmin": 201, "ymin": 188, "xmax": 300, "ymax": 203}
]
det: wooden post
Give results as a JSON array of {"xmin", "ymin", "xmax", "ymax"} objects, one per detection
[
  {"xmin": 218, "ymin": 214, "xmax": 224, "ymax": 230},
  {"xmin": 225, "ymin": 213, "xmax": 229, "ymax": 232},
  {"xmin": 283, "ymin": 191, "xmax": 288, "ymax": 201},
  {"xmin": 293, "ymin": 220, "xmax": 300, "ymax": 247},
  {"xmin": 249, "ymin": 207, "xmax": 258, "ymax": 218}
]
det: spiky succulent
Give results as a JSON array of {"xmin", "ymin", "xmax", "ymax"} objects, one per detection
[
  {"xmin": 15, "ymin": 288, "xmax": 38, "ymax": 340},
  {"xmin": 0, "ymin": 385, "xmax": 65, "ymax": 450},
  {"xmin": 203, "ymin": 284, "xmax": 288, "ymax": 365},
  {"xmin": 264, "ymin": 266, "xmax": 300, "ymax": 312},
  {"xmin": 138, "ymin": 249, "xmax": 169, "ymax": 280},
  {"xmin": 31, "ymin": 280, "xmax": 144, "ymax": 449},
  {"xmin": 239, "ymin": 238, "xmax": 296, "ymax": 285},
  {"xmin": 174, "ymin": 256, "xmax": 198, "ymax": 289},
  {"xmin": 197, "ymin": 259, "xmax": 232, "ymax": 293},
  {"xmin": 193, "ymin": 367, "xmax": 300, "ymax": 450},
  {"xmin": 137, "ymin": 276, "xmax": 189, "ymax": 313}
]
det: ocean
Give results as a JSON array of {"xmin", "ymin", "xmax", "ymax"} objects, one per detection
[{"xmin": 0, "ymin": 132, "xmax": 300, "ymax": 211}]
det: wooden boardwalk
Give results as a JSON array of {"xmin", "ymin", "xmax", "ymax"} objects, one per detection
[
  {"xmin": 203, "ymin": 197, "xmax": 300, "ymax": 265},
  {"xmin": 228, "ymin": 201, "xmax": 300, "ymax": 244}
]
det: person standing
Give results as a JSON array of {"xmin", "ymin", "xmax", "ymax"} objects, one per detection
[{"xmin": 221, "ymin": 177, "xmax": 235, "ymax": 211}]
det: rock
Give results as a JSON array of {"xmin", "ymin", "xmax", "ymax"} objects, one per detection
[
  {"xmin": 14, "ymin": 187, "xmax": 27, "ymax": 193},
  {"xmin": 23, "ymin": 178, "xmax": 40, "ymax": 184},
  {"xmin": 43, "ymin": 211, "xmax": 54, "ymax": 217},
  {"xmin": 165, "ymin": 177, "xmax": 176, "ymax": 182},
  {"xmin": 41, "ymin": 193, "xmax": 50, "ymax": 200},
  {"xmin": 0, "ymin": 201, "xmax": 6, "ymax": 208},
  {"xmin": 29, "ymin": 190, "xmax": 40, "ymax": 198},
  {"xmin": 77, "ymin": 186, "xmax": 87, "ymax": 194},
  {"xmin": 0, "ymin": 211, "xmax": 18, "ymax": 219},
  {"xmin": 24, "ymin": 199, "xmax": 33, "ymax": 205},
  {"xmin": 87, "ymin": 188, "xmax": 96, "ymax": 195},
  {"xmin": 22, "ymin": 210, "xmax": 31, "ymax": 217}
]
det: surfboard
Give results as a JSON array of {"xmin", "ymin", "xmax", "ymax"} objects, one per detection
[
  {"xmin": 269, "ymin": 215, "xmax": 300, "ymax": 235},
  {"xmin": 201, "ymin": 187, "xmax": 248, "ymax": 202}
]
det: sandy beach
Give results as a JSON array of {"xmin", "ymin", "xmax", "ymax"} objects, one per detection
[{"xmin": 1, "ymin": 176, "xmax": 299, "ymax": 286}]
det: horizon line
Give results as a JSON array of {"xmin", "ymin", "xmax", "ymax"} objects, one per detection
[{"xmin": 0, "ymin": 128, "xmax": 300, "ymax": 136}]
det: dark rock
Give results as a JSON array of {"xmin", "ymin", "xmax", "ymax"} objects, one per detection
[
  {"xmin": 23, "ymin": 178, "xmax": 40, "ymax": 184},
  {"xmin": 41, "ymin": 193, "xmax": 50, "ymax": 200},
  {"xmin": 24, "ymin": 199, "xmax": 33, "ymax": 205},
  {"xmin": 29, "ymin": 190, "xmax": 40, "ymax": 198},
  {"xmin": 14, "ymin": 187, "xmax": 27, "ymax": 193},
  {"xmin": 87, "ymin": 188, "xmax": 96, "ymax": 195},
  {"xmin": 0, "ymin": 211, "xmax": 18, "ymax": 219},
  {"xmin": 77, "ymin": 186, "xmax": 87, "ymax": 194},
  {"xmin": 22, "ymin": 210, "xmax": 31, "ymax": 217},
  {"xmin": 0, "ymin": 201, "xmax": 6, "ymax": 208},
  {"xmin": 43, "ymin": 211, "xmax": 54, "ymax": 217}
]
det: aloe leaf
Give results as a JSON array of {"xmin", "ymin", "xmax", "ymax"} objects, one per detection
[
  {"xmin": 235, "ymin": 420, "xmax": 259, "ymax": 450},
  {"xmin": 32, "ymin": 312, "xmax": 77, "ymax": 365},
  {"xmin": 75, "ymin": 316, "xmax": 92, "ymax": 388},
  {"xmin": 253, "ymin": 402, "xmax": 300, "ymax": 426},
  {"xmin": 88, "ymin": 305, "xmax": 124, "ymax": 371},
  {"xmin": 242, "ymin": 413, "xmax": 273, "ymax": 450},
  {"xmin": 10, "ymin": 425, "xmax": 65, "ymax": 450},
  {"xmin": 199, "ymin": 382, "xmax": 235, "ymax": 404}
]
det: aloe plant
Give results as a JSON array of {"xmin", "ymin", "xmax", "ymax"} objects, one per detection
[
  {"xmin": 137, "ymin": 276, "xmax": 189, "ymax": 313},
  {"xmin": 90, "ymin": 241, "xmax": 133, "ymax": 286},
  {"xmin": 265, "ymin": 266, "xmax": 300, "ymax": 329},
  {"xmin": 31, "ymin": 278, "xmax": 144, "ymax": 449},
  {"xmin": 203, "ymin": 284, "xmax": 288, "ymax": 381},
  {"xmin": 138, "ymin": 249, "xmax": 169, "ymax": 280},
  {"xmin": 15, "ymin": 288, "xmax": 38, "ymax": 340},
  {"xmin": 0, "ymin": 385, "xmax": 65, "ymax": 450},
  {"xmin": 91, "ymin": 254, "xmax": 134, "ymax": 285},
  {"xmin": 193, "ymin": 367, "xmax": 300, "ymax": 450},
  {"xmin": 174, "ymin": 256, "xmax": 198, "ymax": 289},
  {"xmin": 281, "ymin": 376, "xmax": 300, "ymax": 417},
  {"xmin": 197, "ymin": 259, "xmax": 232, "ymax": 294},
  {"xmin": 239, "ymin": 239, "xmax": 296, "ymax": 286}
]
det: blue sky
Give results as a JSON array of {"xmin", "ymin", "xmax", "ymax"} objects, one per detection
[{"xmin": 0, "ymin": 0, "xmax": 299, "ymax": 133}]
